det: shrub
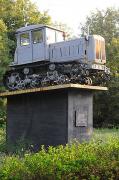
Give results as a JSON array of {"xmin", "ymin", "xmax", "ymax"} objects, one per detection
[
  {"xmin": 0, "ymin": 127, "xmax": 6, "ymax": 153},
  {"xmin": 0, "ymin": 111, "xmax": 6, "ymax": 127},
  {"xmin": 0, "ymin": 134, "xmax": 119, "ymax": 180}
]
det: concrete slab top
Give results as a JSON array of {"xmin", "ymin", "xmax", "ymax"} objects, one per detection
[{"xmin": 0, "ymin": 84, "xmax": 108, "ymax": 97}]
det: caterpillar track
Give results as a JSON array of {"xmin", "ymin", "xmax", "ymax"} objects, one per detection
[{"xmin": 3, "ymin": 62, "xmax": 110, "ymax": 91}]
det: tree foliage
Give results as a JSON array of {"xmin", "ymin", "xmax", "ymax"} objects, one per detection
[
  {"xmin": 85, "ymin": 8, "xmax": 119, "ymax": 127},
  {"xmin": 0, "ymin": 19, "xmax": 9, "ymax": 123},
  {"xmin": 0, "ymin": 2, "xmax": 119, "ymax": 127},
  {"xmin": 53, "ymin": 21, "xmax": 74, "ymax": 39},
  {"xmin": 0, "ymin": 19, "xmax": 9, "ymax": 85},
  {"xmin": 0, "ymin": 0, "xmax": 51, "ymax": 30},
  {"xmin": 0, "ymin": 0, "xmax": 51, "ymax": 76},
  {"xmin": 86, "ymin": 8, "xmax": 119, "ymax": 72},
  {"xmin": 0, "ymin": 0, "xmax": 51, "ymax": 125},
  {"xmin": 86, "ymin": 8, "xmax": 119, "ymax": 43},
  {"xmin": 0, "ymin": 0, "xmax": 51, "ymax": 60},
  {"xmin": 107, "ymin": 38, "xmax": 119, "ymax": 73}
]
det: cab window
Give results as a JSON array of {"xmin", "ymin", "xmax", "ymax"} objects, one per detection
[
  {"xmin": 56, "ymin": 31, "xmax": 64, "ymax": 42},
  {"xmin": 46, "ymin": 28, "xmax": 56, "ymax": 44},
  {"xmin": 32, "ymin": 30, "xmax": 43, "ymax": 44},
  {"xmin": 20, "ymin": 33, "xmax": 30, "ymax": 46}
]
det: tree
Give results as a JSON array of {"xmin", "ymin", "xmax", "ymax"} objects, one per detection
[
  {"xmin": 84, "ymin": 8, "xmax": 119, "ymax": 127},
  {"xmin": 52, "ymin": 21, "xmax": 74, "ymax": 39},
  {"xmin": 0, "ymin": 0, "xmax": 52, "ymax": 125},
  {"xmin": 107, "ymin": 38, "xmax": 119, "ymax": 73},
  {"xmin": 0, "ymin": 19, "xmax": 9, "ymax": 125},
  {"xmin": 85, "ymin": 8, "xmax": 119, "ymax": 44},
  {"xmin": 0, "ymin": 0, "xmax": 51, "ymax": 30},
  {"xmin": 0, "ymin": 19, "xmax": 9, "ymax": 85},
  {"xmin": 0, "ymin": 0, "xmax": 52, "ymax": 60}
]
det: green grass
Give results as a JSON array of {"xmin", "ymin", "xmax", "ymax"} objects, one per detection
[
  {"xmin": 0, "ymin": 127, "xmax": 119, "ymax": 179},
  {"xmin": 93, "ymin": 128, "xmax": 119, "ymax": 141}
]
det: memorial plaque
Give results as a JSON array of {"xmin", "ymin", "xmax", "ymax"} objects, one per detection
[{"xmin": 75, "ymin": 106, "xmax": 88, "ymax": 127}]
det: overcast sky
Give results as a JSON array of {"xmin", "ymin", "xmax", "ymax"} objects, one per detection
[{"xmin": 32, "ymin": 0, "xmax": 119, "ymax": 35}]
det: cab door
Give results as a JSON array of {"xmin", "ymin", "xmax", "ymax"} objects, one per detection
[
  {"xmin": 32, "ymin": 29, "xmax": 45, "ymax": 62},
  {"xmin": 18, "ymin": 32, "xmax": 32, "ymax": 64}
]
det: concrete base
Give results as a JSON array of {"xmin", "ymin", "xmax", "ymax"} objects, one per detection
[{"xmin": 6, "ymin": 88, "xmax": 93, "ymax": 151}]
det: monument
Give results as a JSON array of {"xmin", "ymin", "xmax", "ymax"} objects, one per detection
[
  {"xmin": 0, "ymin": 24, "xmax": 109, "ymax": 151},
  {"xmin": 0, "ymin": 84, "xmax": 107, "ymax": 151}
]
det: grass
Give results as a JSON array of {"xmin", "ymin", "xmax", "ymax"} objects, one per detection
[
  {"xmin": 0, "ymin": 127, "xmax": 119, "ymax": 154},
  {"xmin": 93, "ymin": 128, "xmax": 119, "ymax": 141}
]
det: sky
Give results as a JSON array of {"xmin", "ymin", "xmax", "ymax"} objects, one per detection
[{"xmin": 32, "ymin": 0, "xmax": 119, "ymax": 35}]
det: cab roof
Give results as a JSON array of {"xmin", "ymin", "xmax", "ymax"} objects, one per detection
[{"xmin": 16, "ymin": 24, "xmax": 64, "ymax": 33}]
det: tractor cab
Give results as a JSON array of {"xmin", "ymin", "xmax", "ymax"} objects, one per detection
[{"xmin": 13, "ymin": 24, "xmax": 65, "ymax": 66}]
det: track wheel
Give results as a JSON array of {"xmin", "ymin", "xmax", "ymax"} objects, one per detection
[
  {"xmin": 58, "ymin": 75, "xmax": 68, "ymax": 84},
  {"xmin": 85, "ymin": 77, "xmax": 92, "ymax": 85},
  {"xmin": 4, "ymin": 72, "xmax": 21, "ymax": 90},
  {"xmin": 41, "ymin": 77, "xmax": 50, "ymax": 87}
]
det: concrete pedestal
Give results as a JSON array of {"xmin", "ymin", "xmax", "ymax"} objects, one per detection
[{"xmin": 0, "ymin": 84, "xmax": 107, "ymax": 151}]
